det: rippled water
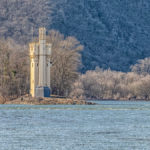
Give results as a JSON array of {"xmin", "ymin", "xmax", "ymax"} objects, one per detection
[{"xmin": 0, "ymin": 101, "xmax": 150, "ymax": 150}]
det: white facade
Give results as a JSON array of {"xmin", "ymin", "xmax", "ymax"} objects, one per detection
[{"xmin": 29, "ymin": 28, "xmax": 51, "ymax": 97}]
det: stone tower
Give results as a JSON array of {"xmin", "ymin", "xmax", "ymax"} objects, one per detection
[{"xmin": 29, "ymin": 28, "xmax": 51, "ymax": 97}]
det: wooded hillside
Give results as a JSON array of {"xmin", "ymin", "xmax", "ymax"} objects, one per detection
[{"xmin": 0, "ymin": 0, "xmax": 150, "ymax": 72}]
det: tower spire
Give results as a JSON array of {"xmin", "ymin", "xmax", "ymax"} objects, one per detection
[{"xmin": 39, "ymin": 27, "xmax": 46, "ymax": 41}]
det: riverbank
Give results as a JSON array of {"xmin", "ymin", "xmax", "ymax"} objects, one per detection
[
  {"xmin": 87, "ymin": 97, "xmax": 150, "ymax": 101},
  {"xmin": 0, "ymin": 95, "xmax": 95, "ymax": 105}
]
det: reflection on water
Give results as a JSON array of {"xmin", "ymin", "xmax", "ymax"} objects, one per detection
[{"xmin": 0, "ymin": 101, "xmax": 150, "ymax": 150}]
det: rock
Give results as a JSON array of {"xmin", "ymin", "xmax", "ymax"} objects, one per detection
[{"xmin": 0, "ymin": 96, "xmax": 7, "ymax": 104}]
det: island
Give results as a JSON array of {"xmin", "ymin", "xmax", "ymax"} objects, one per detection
[{"xmin": 0, "ymin": 95, "xmax": 95, "ymax": 105}]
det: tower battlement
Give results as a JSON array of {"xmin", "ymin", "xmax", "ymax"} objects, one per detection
[
  {"xmin": 39, "ymin": 27, "xmax": 46, "ymax": 41},
  {"xmin": 29, "ymin": 42, "xmax": 39, "ymax": 57}
]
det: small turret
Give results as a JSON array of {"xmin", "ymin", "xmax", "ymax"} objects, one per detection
[
  {"xmin": 29, "ymin": 43, "xmax": 39, "ymax": 57},
  {"xmin": 39, "ymin": 27, "xmax": 46, "ymax": 41}
]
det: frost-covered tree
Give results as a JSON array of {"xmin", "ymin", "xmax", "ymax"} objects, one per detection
[
  {"xmin": 131, "ymin": 57, "xmax": 150, "ymax": 75},
  {"xmin": 70, "ymin": 67, "xmax": 150, "ymax": 100},
  {"xmin": 47, "ymin": 30, "xmax": 83, "ymax": 96},
  {"xmin": 0, "ymin": 38, "xmax": 29, "ymax": 98}
]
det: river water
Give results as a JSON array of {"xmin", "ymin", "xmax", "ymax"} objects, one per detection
[{"xmin": 0, "ymin": 101, "xmax": 150, "ymax": 150}]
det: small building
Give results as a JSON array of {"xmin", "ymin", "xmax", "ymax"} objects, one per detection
[{"xmin": 29, "ymin": 28, "xmax": 51, "ymax": 97}]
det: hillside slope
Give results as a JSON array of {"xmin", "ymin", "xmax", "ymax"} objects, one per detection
[{"xmin": 0, "ymin": 0, "xmax": 150, "ymax": 72}]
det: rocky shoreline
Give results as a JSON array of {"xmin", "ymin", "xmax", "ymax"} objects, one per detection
[{"xmin": 0, "ymin": 95, "xmax": 95, "ymax": 105}]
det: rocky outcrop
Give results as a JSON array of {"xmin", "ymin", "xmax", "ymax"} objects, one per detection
[{"xmin": 0, "ymin": 96, "xmax": 7, "ymax": 104}]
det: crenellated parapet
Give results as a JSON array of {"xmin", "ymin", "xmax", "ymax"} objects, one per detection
[{"xmin": 29, "ymin": 42, "xmax": 39, "ymax": 59}]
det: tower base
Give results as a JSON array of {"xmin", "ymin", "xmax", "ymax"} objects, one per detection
[{"xmin": 35, "ymin": 86, "xmax": 50, "ymax": 98}]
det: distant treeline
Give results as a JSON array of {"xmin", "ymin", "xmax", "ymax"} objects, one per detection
[{"xmin": 70, "ymin": 59, "xmax": 150, "ymax": 100}]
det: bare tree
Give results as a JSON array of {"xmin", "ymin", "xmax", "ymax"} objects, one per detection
[
  {"xmin": 131, "ymin": 57, "xmax": 150, "ymax": 75},
  {"xmin": 47, "ymin": 30, "xmax": 83, "ymax": 96},
  {"xmin": 70, "ymin": 67, "xmax": 150, "ymax": 100},
  {"xmin": 0, "ymin": 38, "xmax": 29, "ymax": 98}
]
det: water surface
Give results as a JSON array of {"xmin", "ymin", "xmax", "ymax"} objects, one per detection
[{"xmin": 0, "ymin": 101, "xmax": 150, "ymax": 150}]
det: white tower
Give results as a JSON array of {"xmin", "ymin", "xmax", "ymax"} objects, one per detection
[{"xmin": 29, "ymin": 28, "xmax": 52, "ymax": 97}]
